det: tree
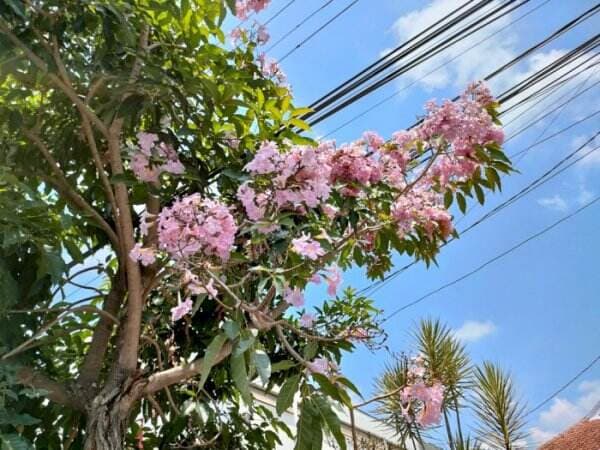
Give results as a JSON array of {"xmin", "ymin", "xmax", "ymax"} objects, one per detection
[
  {"xmin": 0, "ymin": 1, "xmax": 512, "ymax": 448},
  {"xmin": 374, "ymin": 319, "xmax": 527, "ymax": 450}
]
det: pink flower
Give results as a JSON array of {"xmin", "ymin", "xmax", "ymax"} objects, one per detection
[
  {"xmin": 300, "ymin": 313, "xmax": 315, "ymax": 328},
  {"xmin": 284, "ymin": 287, "xmax": 304, "ymax": 307},
  {"xmin": 245, "ymin": 141, "xmax": 280, "ymax": 174},
  {"xmin": 162, "ymin": 158, "xmax": 185, "ymax": 175},
  {"xmin": 171, "ymin": 298, "xmax": 193, "ymax": 322},
  {"xmin": 230, "ymin": 26, "xmax": 244, "ymax": 43},
  {"xmin": 256, "ymin": 24, "xmax": 269, "ymax": 45},
  {"xmin": 139, "ymin": 210, "xmax": 153, "ymax": 236},
  {"xmin": 308, "ymin": 357, "xmax": 330, "ymax": 376},
  {"xmin": 325, "ymin": 266, "xmax": 342, "ymax": 297},
  {"xmin": 131, "ymin": 153, "xmax": 160, "ymax": 183},
  {"xmin": 310, "ymin": 273, "xmax": 322, "ymax": 284},
  {"xmin": 363, "ymin": 131, "xmax": 385, "ymax": 150},
  {"xmin": 187, "ymin": 277, "xmax": 218, "ymax": 299},
  {"xmin": 158, "ymin": 194, "xmax": 237, "ymax": 261},
  {"xmin": 137, "ymin": 132, "xmax": 158, "ymax": 155},
  {"xmin": 237, "ymin": 183, "xmax": 267, "ymax": 221},
  {"xmin": 129, "ymin": 243, "xmax": 156, "ymax": 266},
  {"xmin": 291, "ymin": 235, "xmax": 325, "ymax": 260}
]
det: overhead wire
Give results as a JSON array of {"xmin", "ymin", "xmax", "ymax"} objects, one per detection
[
  {"xmin": 321, "ymin": 0, "xmax": 555, "ymax": 138},
  {"xmin": 380, "ymin": 192, "xmax": 600, "ymax": 322},
  {"xmin": 359, "ymin": 129, "xmax": 600, "ymax": 297},
  {"xmin": 305, "ymin": 0, "xmax": 485, "ymax": 112},
  {"xmin": 265, "ymin": 0, "xmax": 336, "ymax": 53},
  {"xmin": 315, "ymin": 2, "xmax": 600, "ymax": 133},
  {"xmin": 306, "ymin": 0, "xmax": 531, "ymax": 126},
  {"xmin": 278, "ymin": 0, "xmax": 363, "ymax": 63}
]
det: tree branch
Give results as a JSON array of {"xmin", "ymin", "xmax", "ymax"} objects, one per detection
[
  {"xmin": 78, "ymin": 281, "xmax": 124, "ymax": 387},
  {"xmin": 17, "ymin": 366, "xmax": 82, "ymax": 410},
  {"xmin": 0, "ymin": 17, "xmax": 109, "ymax": 138},
  {"xmin": 143, "ymin": 342, "xmax": 233, "ymax": 395},
  {"xmin": 24, "ymin": 130, "xmax": 120, "ymax": 251}
]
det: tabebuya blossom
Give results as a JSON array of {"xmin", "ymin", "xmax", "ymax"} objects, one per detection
[
  {"xmin": 130, "ymin": 132, "xmax": 185, "ymax": 183},
  {"xmin": 129, "ymin": 243, "xmax": 156, "ymax": 266},
  {"xmin": 291, "ymin": 235, "xmax": 325, "ymax": 260},
  {"xmin": 398, "ymin": 356, "xmax": 445, "ymax": 428},
  {"xmin": 299, "ymin": 313, "xmax": 315, "ymax": 328},
  {"xmin": 308, "ymin": 357, "xmax": 338, "ymax": 377},
  {"xmin": 235, "ymin": 0, "xmax": 271, "ymax": 19},
  {"xmin": 171, "ymin": 298, "xmax": 193, "ymax": 322},
  {"xmin": 284, "ymin": 287, "xmax": 304, "ymax": 308},
  {"xmin": 324, "ymin": 266, "xmax": 342, "ymax": 297},
  {"xmin": 158, "ymin": 194, "xmax": 237, "ymax": 262}
]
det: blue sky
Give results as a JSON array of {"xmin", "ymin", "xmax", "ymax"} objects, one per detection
[{"xmin": 252, "ymin": 0, "xmax": 599, "ymax": 446}]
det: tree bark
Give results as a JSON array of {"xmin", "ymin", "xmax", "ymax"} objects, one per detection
[{"xmin": 83, "ymin": 375, "xmax": 142, "ymax": 450}]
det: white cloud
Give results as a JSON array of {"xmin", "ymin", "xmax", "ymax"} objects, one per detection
[
  {"xmin": 537, "ymin": 195, "xmax": 568, "ymax": 212},
  {"xmin": 528, "ymin": 379, "xmax": 600, "ymax": 447},
  {"xmin": 453, "ymin": 320, "xmax": 496, "ymax": 343},
  {"xmin": 577, "ymin": 185, "xmax": 594, "ymax": 205},
  {"xmin": 390, "ymin": 0, "xmax": 517, "ymax": 91},
  {"xmin": 385, "ymin": 1, "xmax": 599, "ymax": 130}
]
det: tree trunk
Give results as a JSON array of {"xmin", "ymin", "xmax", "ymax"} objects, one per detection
[{"xmin": 83, "ymin": 375, "xmax": 142, "ymax": 450}]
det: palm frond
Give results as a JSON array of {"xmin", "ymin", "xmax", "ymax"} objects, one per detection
[
  {"xmin": 471, "ymin": 362, "xmax": 527, "ymax": 450},
  {"xmin": 414, "ymin": 318, "xmax": 472, "ymax": 405}
]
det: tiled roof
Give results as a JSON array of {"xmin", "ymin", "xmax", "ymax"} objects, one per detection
[{"xmin": 539, "ymin": 419, "xmax": 600, "ymax": 450}]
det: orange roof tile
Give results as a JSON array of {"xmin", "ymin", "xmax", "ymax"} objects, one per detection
[{"xmin": 539, "ymin": 419, "xmax": 600, "ymax": 450}]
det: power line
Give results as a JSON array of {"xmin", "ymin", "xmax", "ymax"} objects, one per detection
[
  {"xmin": 315, "ymin": 2, "xmax": 600, "ymax": 132},
  {"xmin": 264, "ymin": 0, "xmax": 296, "ymax": 26},
  {"xmin": 265, "ymin": 0, "xmax": 336, "ymax": 53},
  {"xmin": 321, "ymin": 0, "xmax": 554, "ymax": 138},
  {"xmin": 359, "ymin": 126, "xmax": 600, "ymax": 297},
  {"xmin": 380, "ymin": 194, "xmax": 600, "ymax": 322},
  {"xmin": 306, "ymin": 0, "xmax": 485, "ymax": 112},
  {"xmin": 307, "ymin": 0, "xmax": 531, "ymax": 126},
  {"xmin": 278, "ymin": 0, "xmax": 362, "ymax": 63},
  {"xmin": 526, "ymin": 354, "xmax": 600, "ymax": 417}
]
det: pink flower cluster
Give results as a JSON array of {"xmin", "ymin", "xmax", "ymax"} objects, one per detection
[
  {"xmin": 291, "ymin": 234, "xmax": 325, "ymax": 260},
  {"xmin": 157, "ymin": 194, "xmax": 237, "ymax": 262},
  {"xmin": 129, "ymin": 243, "xmax": 156, "ymax": 266},
  {"xmin": 131, "ymin": 132, "xmax": 185, "ymax": 183},
  {"xmin": 308, "ymin": 357, "xmax": 338, "ymax": 377},
  {"xmin": 399, "ymin": 356, "xmax": 445, "ymax": 427},
  {"xmin": 257, "ymin": 53, "xmax": 286, "ymax": 85},
  {"xmin": 237, "ymin": 141, "xmax": 333, "ymax": 220},
  {"xmin": 392, "ymin": 187, "xmax": 453, "ymax": 240},
  {"xmin": 235, "ymin": 0, "xmax": 271, "ymax": 19},
  {"xmin": 329, "ymin": 141, "xmax": 382, "ymax": 196}
]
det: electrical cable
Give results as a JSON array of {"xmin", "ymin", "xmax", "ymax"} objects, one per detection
[
  {"xmin": 380, "ymin": 193, "xmax": 600, "ymax": 322},
  {"xmin": 265, "ymin": 0, "xmax": 336, "ymax": 53},
  {"xmin": 278, "ymin": 0, "xmax": 362, "ymax": 63}
]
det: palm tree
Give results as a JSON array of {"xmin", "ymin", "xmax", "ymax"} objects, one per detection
[
  {"xmin": 472, "ymin": 362, "xmax": 528, "ymax": 449},
  {"xmin": 373, "ymin": 319, "xmax": 527, "ymax": 450}
]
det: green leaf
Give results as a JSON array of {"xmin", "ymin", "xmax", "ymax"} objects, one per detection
[
  {"xmin": 198, "ymin": 333, "xmax": 227, "ymax": 389},
  {"xmin": 314, "ymin": 396, "xmax": 347, "ymax": 450},
  {"xmin": 456, "ymin": 192, "xmax": 467, "ymax": 214},
  {"xmin": 276, "ymin": 374, "xmax": 301, "ymax": 416},
  {"xmin": 231, "ymin": 352, "xmax": 252, "ymax": 404},
  {"xmin": 294, "ymin": 399, "xmax": 322, "ymax": 450},
  {"xmin": 271, "ymin": 360, "xmax": 296, "ymax": 373},
  {"xmin": 289, "ymin": 118, "xmax": 311, "ymax": 131},
  {"xmin": 252, "ymin": 349, "xmax": 271, "ymax": 385},
  {"xmin": 474, "ymin": 183, "xmax": 485, "ymax": 205},
  {"xmin": 0, "ymin": 433, "xmax": 32, "ymax": 450},
  {"xmin": 223, "ymin": 320, "xmax": 240, "ymax": 340},
  {"xmin": 2, "ymin": 0, "xmax": 27, "ymax": 20}
]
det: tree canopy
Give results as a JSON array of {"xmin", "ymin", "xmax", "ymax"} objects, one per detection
[{"xmin": 0, "ymin": 1, "xmax": 512, "ymax": 449}]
